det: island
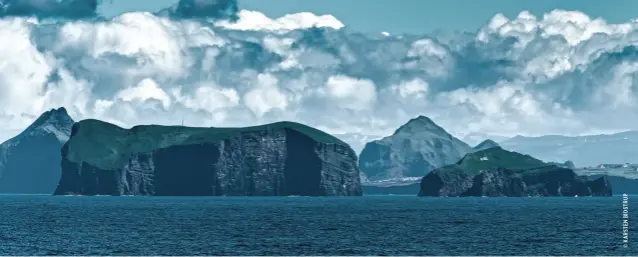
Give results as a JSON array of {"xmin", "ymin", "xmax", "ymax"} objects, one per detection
[
  {"xmin": 419, "ymin": 147, "xmax": 612, "ymax": 197},
  {"xmin": 54, "ymin": 119, "xmax": 362, "ymax": 196}
]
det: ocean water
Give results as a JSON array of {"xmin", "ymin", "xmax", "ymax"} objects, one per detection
[{"xmin": 0, "ymin": 195, "xmax": 636, "ymax": 256}]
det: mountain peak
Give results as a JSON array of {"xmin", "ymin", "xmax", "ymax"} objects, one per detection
[
  {"xmin": 27, "ymin": 107, "xmax": 70, "ymax": 128},
  {"xmin": 360, "ymin": 115, "xmax": 473, "ymax": 181},
  {"xmin": 473, "ymin": 139, "xmax": 500, "ymax": 151},
  {"xmin": 21, "ymin": 107, "xmax": 74, "ymax": 143},
  {"xmin": 392, "ymin": 115, "xmax": 447, "ymax": 135}
]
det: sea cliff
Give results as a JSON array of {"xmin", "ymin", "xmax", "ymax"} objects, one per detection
[{"xmin": 54, "ymin": 120, "xmax": 362, "ymax": 196}]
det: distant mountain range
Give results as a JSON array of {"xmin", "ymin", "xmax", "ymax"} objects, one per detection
[
  {"xmin": 498, "ymin": 131, "xmax": 638, "ymax": 167},
  {"xmin": 459, "ymin": 130, "xmax": 638, "ymax": 168},
  {"xmin": 462, "ymin": 132, "xmax": 510, "ymax": 147}
]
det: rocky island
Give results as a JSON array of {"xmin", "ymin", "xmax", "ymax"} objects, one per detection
[
  {"xmin": 54, "ymin": 120, "xmax": 362, "ymax": 196},
  {"xmin": 419, "ymin": 147, "xmax": 612, "ymax": 197},
  {"xmin": 0, "ymin": 108, "xmax": 74, "ymax": 194}
]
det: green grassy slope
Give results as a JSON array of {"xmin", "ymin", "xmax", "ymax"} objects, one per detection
[{"xmin": 438, "ymin": 147, "xmax": 549, "ymax": 176}]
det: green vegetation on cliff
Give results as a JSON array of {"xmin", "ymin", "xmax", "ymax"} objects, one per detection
[
  {"xmin": 65, "ymin": 119, "xmax": 348, "ymax": 170},
  {"xmin": 454, "ymin": 147, "xmax": 548, "ymax": 175},
  {"xmin": 428, "ymin": 147, "xmax": 549, "ymax": 185}
]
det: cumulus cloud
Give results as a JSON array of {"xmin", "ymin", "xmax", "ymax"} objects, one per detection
[
  {"xmin": 215, "ymin": 10, "xmax": 344, "ymax": 32},
  {"xmin": 0, "ymin": 0, "xmax": 98, "ymax": 18},
  {"xmin": 2, "ymin": 7, "xmax": 638, "ymax": 153},
  {"xmin": 116, "ymin": 78, "xmax": 172, "ymax": 110},
  {"xmin": 324, "ymin": 75, "xmax": 377, "ymax": 111}
]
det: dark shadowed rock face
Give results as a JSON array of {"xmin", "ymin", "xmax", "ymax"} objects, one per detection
[
  {"xmin": 588, "ymin": 175, "xmax": 629, "ymax": 195},
  {"xmin": 419, "ymin": 147, "xmax": 612, "ymax": 197},
  {"xmin": 0, "ymin": 107, "xmax": 74, "ymax": 194},
  {"xmin": 54, "ymin": 120, "xmax": 362, "ymax": 196},
  {"xmin": 358, "ymin": 116, "xmax": 472, "ymax": 181},
  {"xmin": 588, "ymin": 176, "xmax": 613, "ymax": 196}
]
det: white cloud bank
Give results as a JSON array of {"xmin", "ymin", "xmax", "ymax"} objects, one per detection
[
  {"xmin": 215, "ymin": 10, "xmax": 344, "ymax": 31},
  {"xmin": 1, "ymin": 8, "xmax": 638, "ymax": 153}
]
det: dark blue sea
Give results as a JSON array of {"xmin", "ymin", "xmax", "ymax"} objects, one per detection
[{"xmin": 0, "ymin": 195, "xmax": 636, "ymax": 256}]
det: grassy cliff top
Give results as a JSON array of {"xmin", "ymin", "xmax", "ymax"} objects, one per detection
[
  {"xmin": 65, "ymin": 119, "xmax": 347, "ymax": 170},
  {"xmin": 434, "ymin": 147, "xmax": 548, "ymax": 176}
]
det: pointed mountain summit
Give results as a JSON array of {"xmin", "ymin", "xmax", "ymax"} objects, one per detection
[
  {"xmin": 473, "ymin": 139, "xmax": 500, "ymax": 151},
  {"xmin": 359, "ymin": 115, "xmax": 472, "ymax": 181},
  {"xmin": 392, "ymin": 115, "xmax": 448, "ymax": 135},
  {"xmin": 0, "ymin": 107, "xmax": 75, "ymax": 194},
  {"xmin": 20, "ymin": 107, "xmax": 74, "ymax": 143}
]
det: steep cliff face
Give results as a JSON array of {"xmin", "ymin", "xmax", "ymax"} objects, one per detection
[
  {"xmin": 587, "ymin": 176, "xmax": 613, "ymax": 196},
  {"xmin": 359, "ymin": 116, "xmax": 472, "ymax": 181},
  {"xmin": 0, "ymin": 108, "xmax": 74, "ymax": 194},
  {"xmin": 54, "ymin": 120, "xmax": 361, "ymax": 196},
  {"xmin": 419, "ymin": 147, "xmax": 612, "ymax": 197}
]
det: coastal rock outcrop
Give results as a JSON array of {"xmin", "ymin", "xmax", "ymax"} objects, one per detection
[
  {"xmin": 419, "ymin": 147, "xmax": 612, "ymax": 197},
  {"xmin": 359, "ymin": 116, "xmax": 472, "ymax": 181},
  {"xmin": 54, "ymin": 120, "xmax": 362, "ymax": 196},
  {"xmin": 0, "ymin": 108, "xmax": 74, "ymax": 194}
]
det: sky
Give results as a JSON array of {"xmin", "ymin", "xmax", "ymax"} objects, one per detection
[
  {"xmin": 1, "ymin": 0, "xmax": 638, "ymax": 152},
  {"xmin": 97, "ymin": 0, "xmax": 638, "ymax": 34}
]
